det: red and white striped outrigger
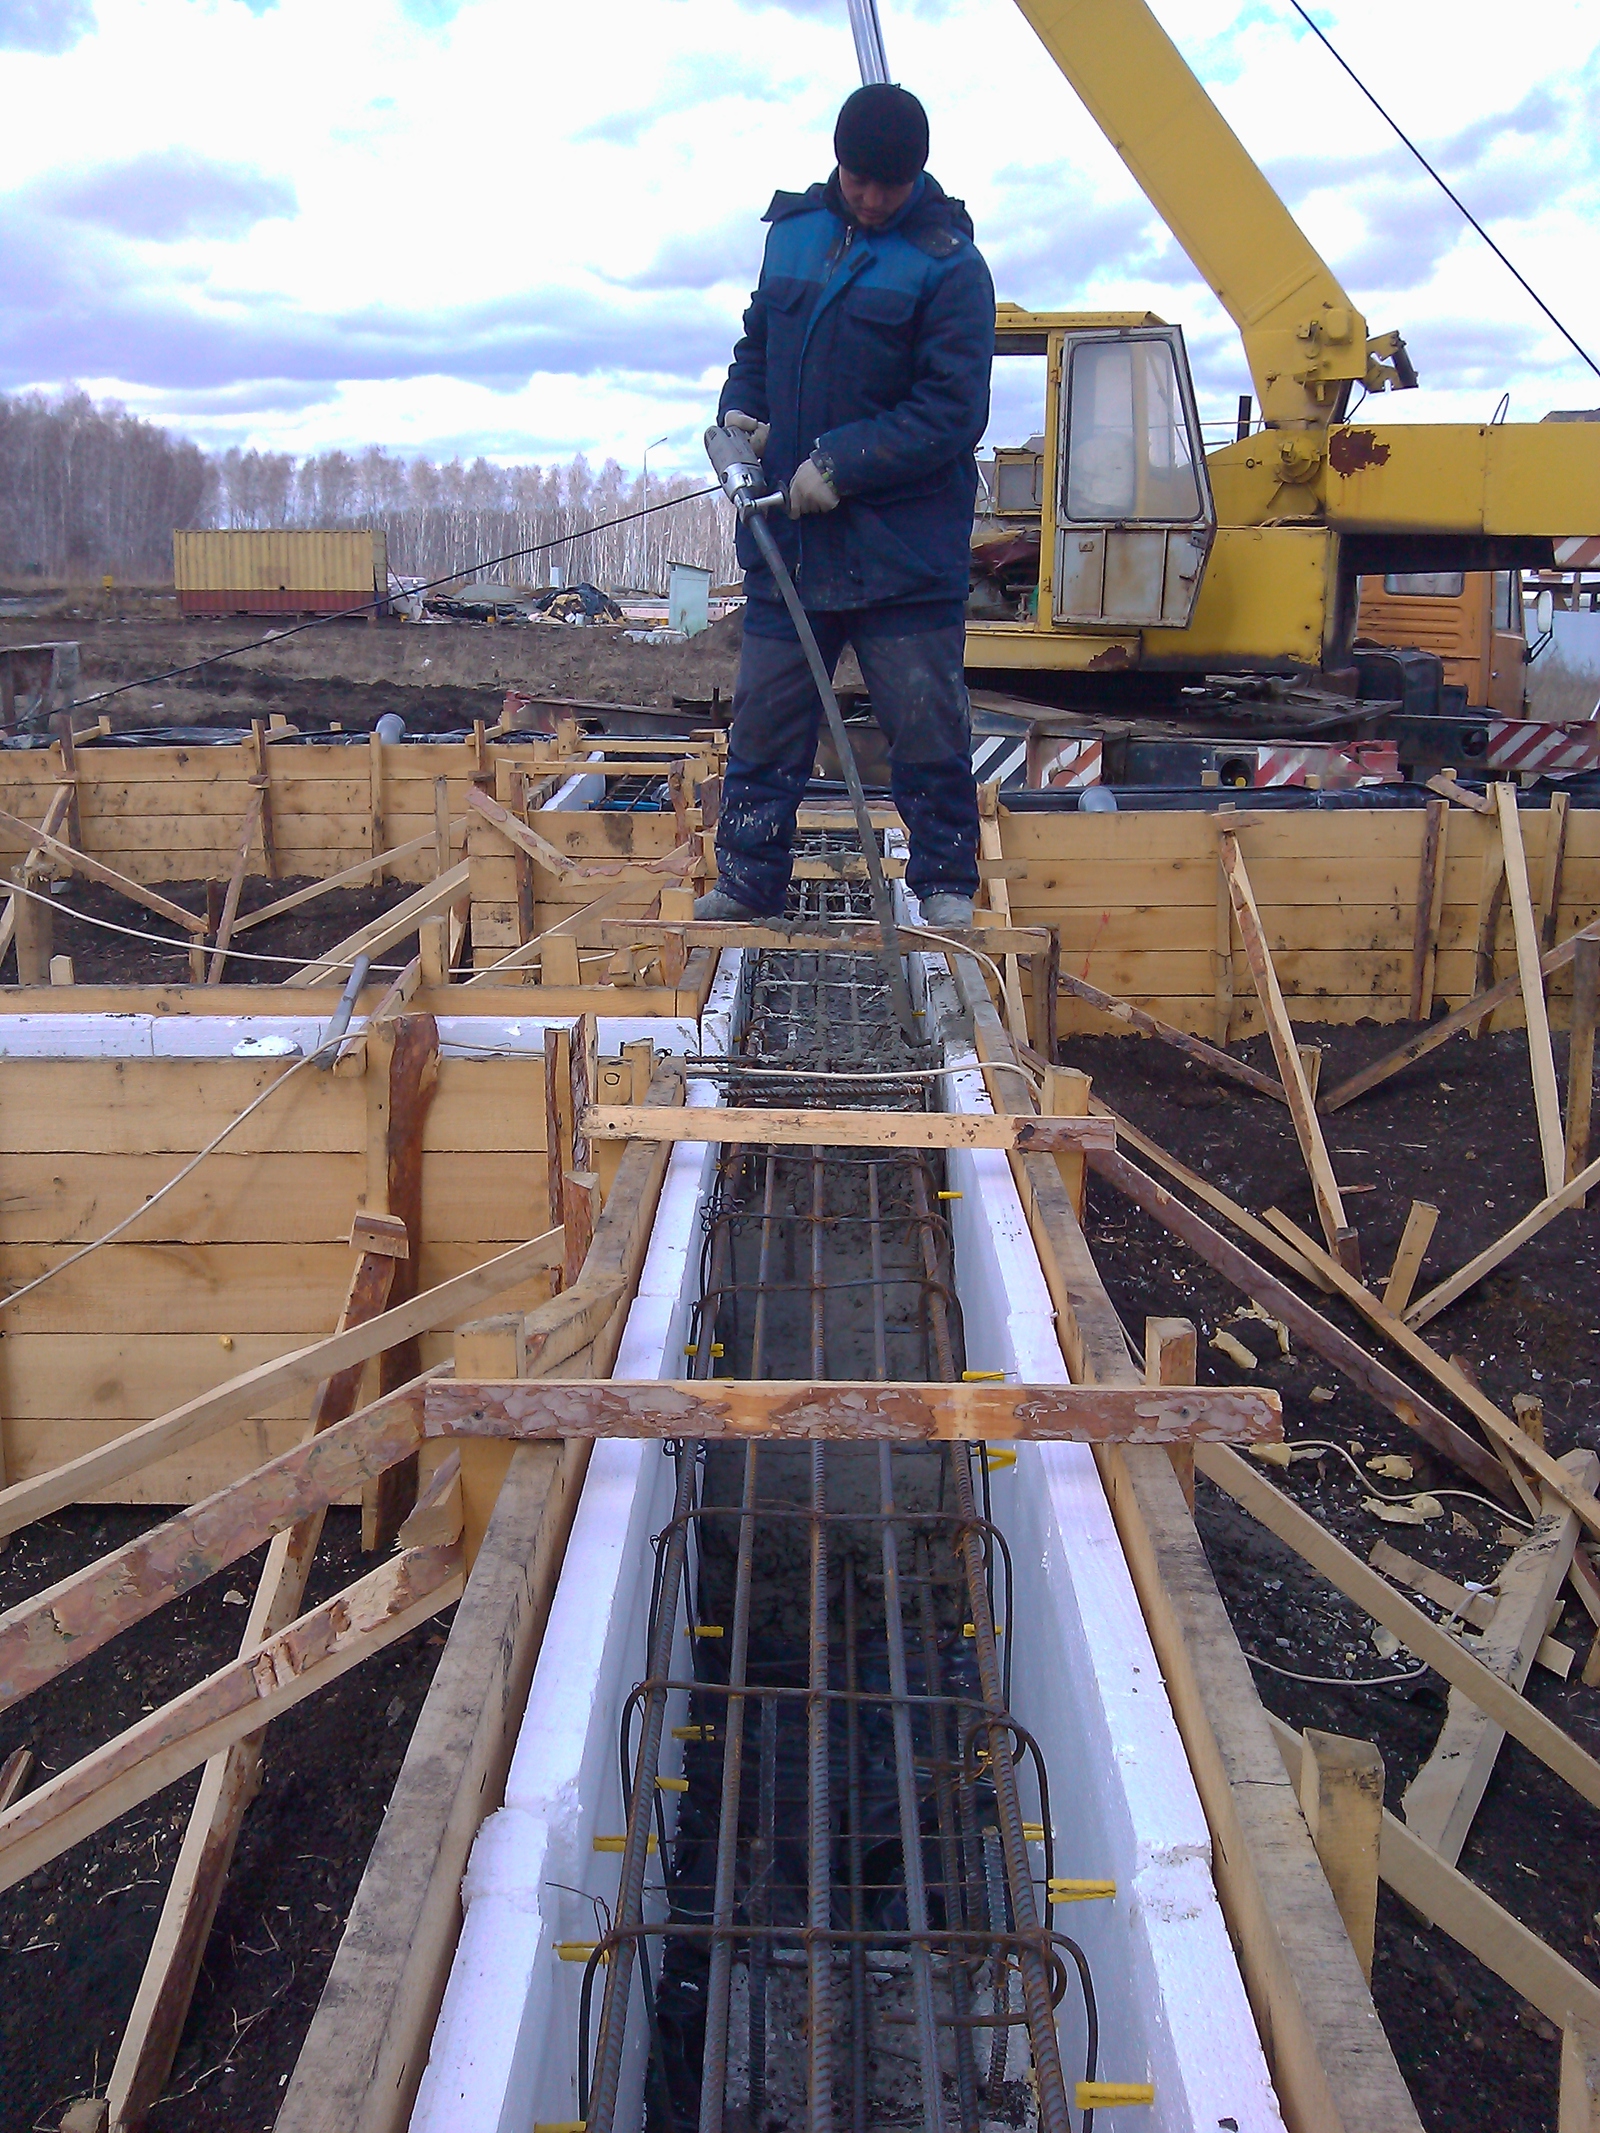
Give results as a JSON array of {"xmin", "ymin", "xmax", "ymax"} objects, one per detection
[
  {"xmin": 1030, "ymin": 734, "xmax": 1398, "ymax": 790},
  {"xmin": 1488, "ymin": 717, "xmax": 1600, "ymax": 773}
]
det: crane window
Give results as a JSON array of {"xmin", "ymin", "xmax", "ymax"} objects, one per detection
[
  {"xmin": 1383, "ymin": 572, "xmax": 1464, "ymax": 597},
  {"xmin": 1492, "ymin": 570, "xmax": 1518, "ymax": 631},
  {"xmin": 1062, "ymin": 338, "xmax": 1201, "ymax": 523}
]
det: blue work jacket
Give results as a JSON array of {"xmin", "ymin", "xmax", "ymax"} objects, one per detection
[{"xmin": 719, "ymin": 173, "xmax": 994, "ymax": 613}]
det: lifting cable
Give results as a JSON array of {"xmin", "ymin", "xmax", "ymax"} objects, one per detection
[{"xmin": 1283, "ymin": 0, "xmax": 1600, "ymax": 382}]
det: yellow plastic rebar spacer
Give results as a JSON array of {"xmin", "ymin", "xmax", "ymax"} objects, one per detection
[
  {"xmin": 1021, "ymin": 1822, "xmax": 1047, "ymax": 1842},
  {"xmin": 937, "ymin": 1189, "xmax": 962, "ymax": 1200},
  {"xmin": 985, "ymin": 1449, "xmax": 1017, "ymax": 1470},
  {"xmin": 593, "ymin": 1833, "xmax": 658, "ymax": 1853},
  {"xmin": 1048, "ymin": 1879, "xmax": 1117, "ymax": 1902},
  {"xmin": 656, "ymin": 1775, "xmax": 689, "ymax": 1792},
  {"xmin": 1076, "ymin": 2084, "xmax": 1154, "ymax": 2109},
  {"xmin": 961, "ymin": 1369, "xmax": 1006, "ymax": 1381},
  {"xmin": 554, "ymin": 1943, "xmax": 607, "ymax": 1963},
  {"xmin": 673, "ymin": 1724, "xmax": 717, "ymax": 1742},
  {"xmin": 688, "ymin": 1624, "xmax": 725, "ymax": 1638}
]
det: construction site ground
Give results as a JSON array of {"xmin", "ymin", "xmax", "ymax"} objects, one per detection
[
  {"xmin": 1, "ymin": 1018, "xmax": 1594, "ymax": 2130},
  {"xmin": 2, "ymin": 588, "xmax": 1598, "ymax": 2130},
  {"xmin": 0, "ymin": 1510, "xmax": 450, "ymax": 2133},
  {"xmin": 0, "ymin": 589, "xmax": 744, "ymax": 731},
  {"xmin": 33, "ymin": 879, "xmax": 424, "ymax": 987},
  {"xmin": 1074, "ymin": 1021, "xmax": 1600, "ymax": 2133}
]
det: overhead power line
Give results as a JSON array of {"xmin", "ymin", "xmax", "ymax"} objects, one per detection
[{"xmin": 1284, "ymin": 0, "xmax": 1600, "ymax": 383}]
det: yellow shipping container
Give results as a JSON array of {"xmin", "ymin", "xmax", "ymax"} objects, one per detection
[{"xmin": 172, "ymin": 530, "xmax": 388, "ymax": 617}]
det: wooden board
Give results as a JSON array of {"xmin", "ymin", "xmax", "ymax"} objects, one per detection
[
  {"xmin": 1269, "ymin": 1713, "xmax": 1600, "ymax": 2039},
  {"xmin": 592, "ymin": 917, "xmax": 1052, "ymax": 955},
  {"xmin": 1196, "ymin": 1443, "xmax": 1600, "ymax": 1813},
  {"xmin": 1496, "ymin": 783, "xmax": 1567, "ymax": 1195},
  {"xmin": 1401, "ymin": 1450, "xmax": 1597, "ymax": 1864},
  {"xmin": 0, "ymin": 1149, "xmax": 554, "ymax": 1249},
  {"xmin": 277, "ymin": 1444, "xmax": 583, "ymax": 2133},
  {"xmin": 424, "ymin": 1376, "xmax": 1282, "ymax": 1443},
  {"xmin": 0, "ymin": 1539, "xmax": 463, "ymax": 1890},
  {"xmin": 0, "ymin": 1055, "xmax": 551, "ymax": 1161},
  {"xmin": 1000, "ymin": 802, "xmax": 1600, "ymax": 1035},
  {"xmin": 1220, "ymin": 830, "xmax": 1354, "ymax": 1264},
  {"xmin": 579, "ymin": 1104, "xmax": 1115, "ymax": 1154},
  {"xmin": 0, "ymin": 1240, "xmax": 381, "ymax": 1333},
  {"xmin": 0, "ymin": 1230, "xmax": 565, "ymax": 1529},
  {"xmin": 1090, "ymin": 1147, "xmax": 1515, "ymax": 1501}
]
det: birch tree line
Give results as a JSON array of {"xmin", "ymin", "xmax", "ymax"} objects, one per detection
[
  {"xmin": 0, "ymin": 390, "xmax": 211, "ymax": 579},
  {"xmin": 0, "ymin": 390, "xmax": 738, "ymax": 590}
]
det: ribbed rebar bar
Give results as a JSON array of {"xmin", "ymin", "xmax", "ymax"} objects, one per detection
[
  {"xmin": 842, "ymin": 1565, "xmax": 870, "ymax": 2133},
  {"xmin": 697, "ymin": 1446, "xmax": 759, "ymax": 2133},
  {"xmin": 749, "ymin": 1694, "xmax": 777, "ymax": 2126},
  {"xmin": 877, "ymin": 1443, "xmax": 948, "ymax": 2133},
  {"xmin": 806, "ymin": 1440, "xmax": 835, "ymax": 2133},
  {"xmin": 982, "ymin": 1825, "xmax": 1012, "ymax": 2102},
  {"xmin": 915, "ymin": 1529, "xmax": 981, "ymax": 2129}
]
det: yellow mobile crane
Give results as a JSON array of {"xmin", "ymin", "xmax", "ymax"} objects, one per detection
[{"xmin": 965, "ymin": 0, "xmax": 1600, "ymax": 699}]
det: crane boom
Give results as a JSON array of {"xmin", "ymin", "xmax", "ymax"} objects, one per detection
[{"xmin": 1009, "ymin": 0, "xmax": 1376, "ymax": 428}]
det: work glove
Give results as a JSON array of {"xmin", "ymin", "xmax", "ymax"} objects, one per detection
[
  {"xmin": 787, "ymin": 455, "xmax": 840, "ymax": 518},
  {"xmin": 723, "ymin": 409, "xmax": 770, "ymax": 455}
]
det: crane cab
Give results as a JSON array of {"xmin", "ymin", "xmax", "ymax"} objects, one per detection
[
  {"xmin": 1354, "ymin": 569, "xmax": 1529, "ymax": 715},
  {"xmin": 970, "ymin": 307, "xmax": 1217, "ymax": 662}
]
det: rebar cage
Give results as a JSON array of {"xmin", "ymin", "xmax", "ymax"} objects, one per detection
[{"xmin": 571, "ymin": 875, "xmax": 1103, "ymax": 2133}]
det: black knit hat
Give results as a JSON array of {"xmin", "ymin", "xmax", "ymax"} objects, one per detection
[{"xmin": 833, "ymin": 84, "xmax": 929, "ymax": 185}]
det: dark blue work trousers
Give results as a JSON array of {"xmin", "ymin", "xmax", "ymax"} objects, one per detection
[{"xmin": 714, "ymin": 609, "xmax": 980, "ymax": 916}]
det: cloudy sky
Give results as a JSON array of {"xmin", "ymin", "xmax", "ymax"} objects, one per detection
[{"xmin": 1, "ymin": 0, "xmax": 1596, "ymax": 476}]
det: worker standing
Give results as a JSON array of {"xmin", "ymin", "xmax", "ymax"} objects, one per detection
[{"xmin": 696, "ymin": 84, "xmax": 994, "ymax": 930}]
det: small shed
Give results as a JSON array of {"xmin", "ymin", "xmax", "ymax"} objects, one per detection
[{"xmin": 667, "ymin": 562, "xmax": 712, "ymax": 637}]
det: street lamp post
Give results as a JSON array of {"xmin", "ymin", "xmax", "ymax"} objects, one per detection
[{"xmin": 641, "ymin": 435, "xmax": 668, "ymax": 596}]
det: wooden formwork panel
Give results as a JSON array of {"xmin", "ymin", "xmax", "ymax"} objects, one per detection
[
  {"xmin": 0, "ymin": 740, "xmax": 554, "ymax": 886},
  {"xmin": 0, "ymin": 739, "xmax": 721, "ymax": 1014},
  {"xmin": 0, "ymin": 1046, "xmax": 558, "ymax": 1501},
  {"xmin": 0, "ymin": 739, "xmax": 705, "ymax": 886},
  {"xmin": 465, "ymin": 806, "xmax": 696, "ymax": 970},
  {"xmin": 1003, "ymin": 803, "xmax": 1599, "ymax": 1035}
]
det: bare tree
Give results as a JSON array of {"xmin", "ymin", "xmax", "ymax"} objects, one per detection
[
  {"xmin": 0, "ymin": 389, "xmax": 739, "ymax": 590},
  {"xmin": 0, "ymin": 389, "xmax": 212, "ymax": 577}
]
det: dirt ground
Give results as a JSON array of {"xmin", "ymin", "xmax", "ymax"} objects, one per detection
[
  {"xmin": 0, "ymin": 584, "xmax": 744, "ymax": 732},
  {"xmin": 0, "ymin": 1510, "xmax": 449, "ymax": 2133},
  {"xmin": 2, "ymin": 575, "xmax": 1596, "ymax": 2127},
  {"xmin": 1069, "ymin": 1019, "xmax": 1600, "ymax": 2133},
  {"xmin": 34, "ymin": 878, "xmax": 424, "ymax": 988}
]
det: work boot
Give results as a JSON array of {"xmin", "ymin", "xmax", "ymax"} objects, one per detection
[
  {"xmin": 694, "ymin": 888, "xmax": 778, "ymax": 922},
  {"xmin": 917, "ymin": 891, "xmax": 974, "ymax": 930}
]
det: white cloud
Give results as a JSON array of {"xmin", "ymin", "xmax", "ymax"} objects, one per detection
[{"xmin": 0, "ymin": 0, "xmax": 1595, "ymax": 472}]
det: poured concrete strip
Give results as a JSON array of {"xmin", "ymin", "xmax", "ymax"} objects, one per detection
[
  {"xmin": 409, "ymin": 955, "xmax": 743, "ymax": 2133},
  {"xmin": 937, "ymin": 994, "xmax": 1284, "ymax": 2133}
]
